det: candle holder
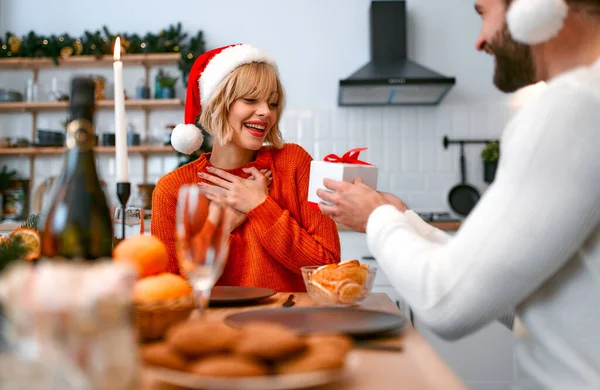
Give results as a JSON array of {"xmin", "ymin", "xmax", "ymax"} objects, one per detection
[{"xmin": 116, "ymin": 182, "xmax": 131, "ymax": 241}]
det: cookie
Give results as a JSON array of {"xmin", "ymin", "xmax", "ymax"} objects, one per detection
[
  {"xmin": 188, "ymin": 355, "xmax": 268, "ymax": 377},
  {"xmin": 306, "ymin": 333, "xmax": 354, "ymax": 357},
  {"xmin": 166, "ymin": 320, "xmax": 242, "ymax": 358},
  {"xmin": 234, "ymin": 322, "xmax": 307, "ymax": 361},
  {"xmin": 140, "ymin": 342, "xmax": 188, "ymax": 371},
  {"xmin": 275, "ymin": 343, "xmax": 346, "ymax": 374}
]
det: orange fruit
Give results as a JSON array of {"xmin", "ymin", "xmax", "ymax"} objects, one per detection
[
  {"xmin": 113, "ymin": 235, "xmax": 169, "ymax": 278},
  {"xmin": 133, "ymin": 272, "xmax": 192, "ymax": 303},
  {"xmin": 8, "ymin": 228, "xmax": 41, "ymax": 261}
]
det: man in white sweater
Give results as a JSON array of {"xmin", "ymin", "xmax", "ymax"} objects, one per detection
[{"xmin": 318, "ymin": 0, "xmax": 600, "ymax": 389}]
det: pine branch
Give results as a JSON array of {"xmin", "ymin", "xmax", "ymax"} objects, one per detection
[
  {"xmin": 21, "ymin": 214, "xmax": 40, "ymax": 231},
  {"xmin": 0, "ymin": 236, "xmax": 27, "ymax": 273}
]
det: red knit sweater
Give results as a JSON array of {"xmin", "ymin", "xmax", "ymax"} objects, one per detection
[{"xmin": 151, "ymin": 144, "xmax": 341, "ymax": 292}]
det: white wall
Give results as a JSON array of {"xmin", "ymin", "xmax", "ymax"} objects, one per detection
[
  {"xmin": 0, "ymin": 0, "xmax": 513, "ymax": 212},
  {"xmin": 0, "ymin": 0, "xmax": 505, "ymax": 107}
]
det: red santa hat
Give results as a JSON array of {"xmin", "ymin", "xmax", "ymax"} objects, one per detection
[
  {"xmin": 507, "ymin": 0, "xmax": 568, "ymax": 44},
  {"xmin": 171, "ymin": 44, "xmax": 278, "ymax": 155}
]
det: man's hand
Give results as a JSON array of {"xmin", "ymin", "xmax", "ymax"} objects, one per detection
[
  {"xmin": 379, "ymin": 192, "xmax": 408, "ymax": 212},
  {"xmin": 317, "ymin": 178, "xmax": 388, "ymax": 233}
]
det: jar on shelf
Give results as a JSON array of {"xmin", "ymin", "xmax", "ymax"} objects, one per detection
[
  {"xmin": 163, "ymin": 124, "xmax": 176, "ymax": 146},
  {"xmin": 25, "ymin": 79, "xmax": 39, "ymax": 102},
  {"xmin": 92, "ymin": 75, "xmax": 106, "ymax": 101},
  {"xmin": 135, "ymin": 79, "xmax": 150, "ymax": 100},
  {"xmin": 3, "ymin": 179, "xmax": 29, "ymax": 222}
]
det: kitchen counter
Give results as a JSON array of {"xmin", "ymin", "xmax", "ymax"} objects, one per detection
[
  {"xmin": 0, "ymin": 220, "xmax": 462, "ymax": 235},
  {"xmin": 337, "ymin": 221, "xmax": 461, "ymax": 232}
]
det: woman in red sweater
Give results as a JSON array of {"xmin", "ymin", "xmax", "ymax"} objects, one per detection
[{"xmin": 151, "ymin": 44, "xmax": 340, "ymax": 292}]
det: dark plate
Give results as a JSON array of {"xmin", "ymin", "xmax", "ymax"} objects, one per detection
[
  {"xmin": 225, "ymin": 307, "xmax": 407, "ymax": 337},
  {"xmin": 209, "ymin": 286, "xmax": 277, "ymax": 306}
]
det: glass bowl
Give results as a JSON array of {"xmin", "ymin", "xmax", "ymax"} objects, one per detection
[{"xmin": 301, "ymin": 264, "xmax": 377, "ymax": 307}]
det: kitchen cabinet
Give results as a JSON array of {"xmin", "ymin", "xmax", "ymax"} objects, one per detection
[{"xmin": 338, "ymin": 229, "xmax": 515, "ymax": 389}]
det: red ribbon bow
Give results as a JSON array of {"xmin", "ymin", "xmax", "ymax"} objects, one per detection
[{"xmin": 323, "ymin": 147, "xmax": 372, "ymax": 166}]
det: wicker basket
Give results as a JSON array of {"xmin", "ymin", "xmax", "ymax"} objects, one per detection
[{"xmin": 133, "ymin": 295, "xmax": 194, "ymax": 341}]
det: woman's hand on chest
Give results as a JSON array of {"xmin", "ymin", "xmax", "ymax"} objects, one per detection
[{"xmin": 198, "ymin": 166, "xmax": 272, "ymax": 213}]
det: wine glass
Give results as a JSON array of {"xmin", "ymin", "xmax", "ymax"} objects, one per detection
[
  {"xmin": 112, "ymin": 207, "xmax": 144, "ymax": 248},
  {"xmin": 176, "ymin": 184, "xmax": 231, "ymax": 317}
]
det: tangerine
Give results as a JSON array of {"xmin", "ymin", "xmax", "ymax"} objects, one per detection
[
  {"xmin": 133, "ymin": 272, "xmax": 192, "ymax": 303},
  {"xmin": 113, "ymin": 235, "xmax": 169, "ymax": 278}
]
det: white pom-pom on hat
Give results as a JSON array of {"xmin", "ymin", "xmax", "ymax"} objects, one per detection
[
  {"xmin": 171, "ymin": 124, "xmax": 204, "ymax": 155},
  {"xmin": 507, "ymin": 0, "xmax": 568, "ymax": 44}
]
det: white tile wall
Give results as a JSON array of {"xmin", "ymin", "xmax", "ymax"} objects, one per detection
[
  {"xmin": 0, "ymin": 103, "xmax": 511, "ymax": 213},
  {"xmin": 279, "ymin": 103, "xmax": 510, "ymax": 212}
]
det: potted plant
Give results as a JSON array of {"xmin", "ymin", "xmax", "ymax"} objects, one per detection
[
  {"xmin": 159, "ymin": 74, "xmax": 178, "ymax": 99},
  {"xmin": 481, "ymin": 141, "xmax": 500, "ymax": 183}
]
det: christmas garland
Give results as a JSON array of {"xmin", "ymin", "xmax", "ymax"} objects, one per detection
[{"xmin": 0, "ymin": 23, "xmax": 205, "ymax": 83}]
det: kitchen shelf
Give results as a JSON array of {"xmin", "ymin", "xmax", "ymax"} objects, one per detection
[
  {"xmin": 0, "ymin": 52, "xmax": 182, "ymax": 211},
  {"xmin": 0, "ymin": 145, "xmax": 175, "ymax": 156},
  {"xmin": 0, "ymin": 53, "xmax": 182, "ymax": 70},
  {"xmin": 0, "ymin": 222, "xmax": 22, "ymax": 232},
  {"xmin": 0, "ymin": 98, "xmax": 183, "ymax": 113},
  {"xmin": 0, "ymin": 220, "xmax": 153, "ymax": 233}
]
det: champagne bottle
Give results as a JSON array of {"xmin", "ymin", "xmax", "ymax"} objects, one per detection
[{"xmin": 40, "ymin": 77, "xmax": 113, "ymax": 260}]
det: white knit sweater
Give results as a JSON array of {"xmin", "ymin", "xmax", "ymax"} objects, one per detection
[{"xmin": 367, "ymin": 59, "xmax": 600, "ymax": 389}]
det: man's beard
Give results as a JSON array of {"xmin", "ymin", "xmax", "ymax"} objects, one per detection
[{"xmin": 491, "ymin": 24, "xmax": 536, "ymax": 92}]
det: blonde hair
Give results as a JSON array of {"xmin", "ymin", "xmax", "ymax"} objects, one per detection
[{"xmin": 198, "ymin": 62, "xmax": 285, "ymax": 149}]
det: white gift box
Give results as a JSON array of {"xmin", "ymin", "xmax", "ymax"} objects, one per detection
[{"xmin": 307, "ymin": 148, "xmax": 378, "ymax": 209}]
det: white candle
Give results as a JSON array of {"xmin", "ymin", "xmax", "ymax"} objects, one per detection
[{"xmin": 113, "ymin": 36, "xmax": 128, "ymax": 183}]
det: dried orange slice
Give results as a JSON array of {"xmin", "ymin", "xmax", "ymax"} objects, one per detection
[
  {"xmin": 336, "ymin": 281, "xmax": 364, "ymax": 304},
  {"xmin": 337, "ymin": 260, "xmax": 360, "ymax": 269},
  {"xmin": 8, "ymin": 228, "xmax": 41, "ymax": 261}
]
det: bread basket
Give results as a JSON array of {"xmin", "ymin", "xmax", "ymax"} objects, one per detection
[{"xmin": 133, "ymin": 295, "xmax": 194, "ymax": 341}]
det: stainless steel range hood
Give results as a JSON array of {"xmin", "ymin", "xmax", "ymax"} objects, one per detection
[{"xmin": 339, "ymin": 0, "xmax": 456, "ymax": 106}]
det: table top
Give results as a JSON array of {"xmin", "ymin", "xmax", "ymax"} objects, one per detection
[{"xmin": 140, "ymin": 292, "xmax": 466, "ymax": 390}]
